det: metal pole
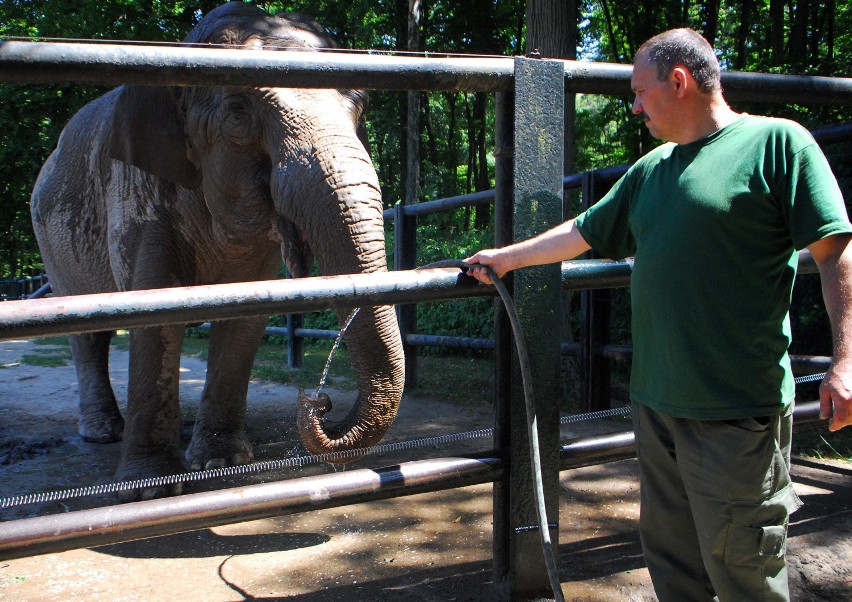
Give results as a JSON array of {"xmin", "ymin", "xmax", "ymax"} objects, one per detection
[
  {"xmin": 0, "ymin": 269, "xmax": 486, "ymax": 342},
  {"xmin": 502, "ymin": 56, "xmax": 565, "ymax": 599},
  {"xmin": 492, "ymin": 86, "xmax": 515, "ymax": 597},
  {"xmin": 4, "ymin": 42, "xmax": 852, "ymax": 104},
  {"xmin": 0, "ymin": 41, "xmax": 514, "ymax": 91},
  {"xmin": 0, "ymin": 456, "xmax": 502, "ymax": 561}
]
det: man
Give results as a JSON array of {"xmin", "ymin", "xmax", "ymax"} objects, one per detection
[{"xmin": 467, "ymin": 28, "xmax": 852, "ymax": 601}]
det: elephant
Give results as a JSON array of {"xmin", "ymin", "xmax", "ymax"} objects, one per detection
[{"xmin": 30, "ymin": 2, "xmax": 404, "ymax": 500}]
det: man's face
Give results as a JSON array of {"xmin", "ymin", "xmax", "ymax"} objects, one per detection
[{"xmin": 631, "ymin": 53, "xmax": 677, "ymax": 141}]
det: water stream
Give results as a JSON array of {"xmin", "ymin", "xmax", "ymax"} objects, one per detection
[{"xmin": 314, "ymin": 307, "xmax": 360, "ymax": 398}]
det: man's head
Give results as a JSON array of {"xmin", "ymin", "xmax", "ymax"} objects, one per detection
[
  {"xmin": 631, "ymin": 28, "xmax": 725, "ymax": 143},
  {"xmin": 636, "ymin": 28, "xmax": 721, "ymax": 94}
]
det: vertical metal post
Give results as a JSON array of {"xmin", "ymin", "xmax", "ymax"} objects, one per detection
[
  {"xmin": 579, "ymin": 172, "xmax": 614, "ymax": 411},
  {"xmin": 492, "ymin": 88, "xmax": 514, "ymax": 597},
  {"xmin": 493, "ymin": 57, "xmax": 564, "ymax": 600},
  {"xmin": 286, "ymin": 312, "xmax": 304, "ymax": 369},
  {"xmin": 394, "ymin": 201, "xmax": 419, "ymax": 386}
]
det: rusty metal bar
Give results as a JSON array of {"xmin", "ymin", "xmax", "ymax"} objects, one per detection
[
  {"xmin": 0, "ymin": 401, "xmax": 825, "ymax": 561},
  {"xmin": 3, "ymin": 41, "xmax": 852, "ymax": 104},
  {"xmin": 0, "ymin": 269, "xmax": 486, "ymax": 342},
  {"xmin": 0, "ymin": 455, "xmax": 502, "ymax": 561},
  {"xmin": 0, "ymin": 255, "xmax": 821, "ymax": 342},
  {"xmin": 0, "ymin": 41, "xmax": 514, "ymax": 91}
]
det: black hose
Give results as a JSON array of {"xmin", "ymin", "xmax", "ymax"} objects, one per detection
[{"xmin": 419, "ymin": 259, "xmax": 564, "ymax": 602}]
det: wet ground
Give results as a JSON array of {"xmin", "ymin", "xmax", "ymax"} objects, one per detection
[{"xmin": 0, "ymin": 338, "xmax": 850, "ymax": 600}]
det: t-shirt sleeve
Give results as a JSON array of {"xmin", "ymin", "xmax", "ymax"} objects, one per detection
[
  {"xmin": 784, "ymin": 131, "xmax": 852, "ymax": 250},
  {"xmin": 575, "ymin": 171, "xmax": 638, "ymax": 260}
]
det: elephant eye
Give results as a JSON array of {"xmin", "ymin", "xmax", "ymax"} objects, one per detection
[{"xmin": 221, "ymin": 95, "xmax": 256, "ymax": 144}]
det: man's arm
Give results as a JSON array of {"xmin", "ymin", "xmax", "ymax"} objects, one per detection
[
  {"xmin": 464, "ymin": 218, "xmax": 592, "ymax": 284},
  {"xmin": 808, "ymin": 233, "xmax": 852, "ymax": 431}
]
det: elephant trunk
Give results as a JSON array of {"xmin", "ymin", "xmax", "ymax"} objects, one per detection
[
  {"xmin": 274, "ymin": 154, "xmax": 405, "ymax": 462},
  {"xmin": 297, "ymin": 303, "xmax": 405, "ymax": 460}
]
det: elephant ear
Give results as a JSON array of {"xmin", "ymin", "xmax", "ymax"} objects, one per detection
[{"xmin": 105, "ymin": 85, "xmax": 201, "ymax": 190}]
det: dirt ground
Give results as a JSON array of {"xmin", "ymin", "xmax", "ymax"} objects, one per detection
[{"xmin": 0, "ymin": 337, "xmax": 850, "ymax": 601}]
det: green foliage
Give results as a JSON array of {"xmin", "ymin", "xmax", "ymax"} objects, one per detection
[
  {"xmin": 792, "ymin": 426, "xmax": 852, "ymax": 462},
  {"xmin": 18, "ymin": 340, "xmax": 72, "ymax": 367},
  {"xmin": 413, "ymin": 213, "xmax": 495, "ymax": 343}
]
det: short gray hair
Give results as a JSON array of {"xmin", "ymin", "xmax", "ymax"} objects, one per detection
[{"xmin": 637, "ymin": 28, "xmax": 721, "ymax": 94}]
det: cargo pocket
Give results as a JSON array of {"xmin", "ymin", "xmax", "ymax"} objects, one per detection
[{"xmin": 723, "ymin": 485, "xmax": 802, "ymax": 567}]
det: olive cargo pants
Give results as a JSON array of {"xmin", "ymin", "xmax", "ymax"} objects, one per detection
[{"xmin": 632, "ymin": 402, "xmax": 802, "ymax": 601}]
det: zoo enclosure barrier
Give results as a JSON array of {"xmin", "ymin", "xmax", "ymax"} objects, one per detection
[
  {"xmin": 1, "ymin": 39, "xmax": 851, "ymax": 599},
  {"xmin": 0, "ymin": 273, "xmax": 48, "ymax": 300}
]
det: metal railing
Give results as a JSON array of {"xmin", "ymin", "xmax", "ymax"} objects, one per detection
[{"xmin": 1, "ymin": 38, "xmax": 849, "ymax": 598}]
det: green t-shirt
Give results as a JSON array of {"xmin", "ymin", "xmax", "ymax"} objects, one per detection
[{"xmin": 576, "ymin": 115, "xmax": 852, "ymax": 419}]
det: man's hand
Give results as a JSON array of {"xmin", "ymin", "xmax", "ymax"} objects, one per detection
[
  {"xmin": 820, "ymin": 360, "xmax": 852, "ymax": 431},
  {"xmin": 464, "ymin": 249, "xmax": 510, "ymax": 285}
]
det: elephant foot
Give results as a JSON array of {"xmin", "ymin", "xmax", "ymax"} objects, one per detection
[
  {"xmin": 79, "ymin": 409, "xmax": 125, "ymax": 443},
  {"xmin": 114, "ymin": 449, "xmax": 186, "ymax": 502},
  {"xmin": 185, "ymin": 427, "xmax": 254, "ymax": 472}
]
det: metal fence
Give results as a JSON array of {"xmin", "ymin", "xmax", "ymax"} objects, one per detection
[
  {"xmin": 1, "ymin": 38, "xmax": 851, "ymax": 599},
  {"xmin": 0, "ymin": 274, "xmax": 48, "ymax": 300}
]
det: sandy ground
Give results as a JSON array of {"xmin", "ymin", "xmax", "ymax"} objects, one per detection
[{"xmin": 0, "ymin": 337, "xmax": 850, "ymax": 601}]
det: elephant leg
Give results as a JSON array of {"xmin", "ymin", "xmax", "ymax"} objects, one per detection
[
  {"xmin": 69, "ymin": 331, "xmax": 125, "ymax": 443},
  {"xmin": 115, "ymin": 324, "xmax": 186, "ymax": 501},
  {"xmin": 184, "ymin": 317, "xmax": 265, "ymax": 471}
]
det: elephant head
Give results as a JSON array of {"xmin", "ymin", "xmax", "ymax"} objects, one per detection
[{"xmin": 105, "ymin": 2, "xmax": 404, "ymax": 460}]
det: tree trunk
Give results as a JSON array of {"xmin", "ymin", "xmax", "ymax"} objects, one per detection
[
  {"xmin": 405, "ymin": 0, "xmax": 421, "ymax": 205},
  {"xmin": 790, "ymin": 0, "xmax": 810, "ymax": 63},
  {"xmin": 769, "ymin": 0, "xmax": 785, "ymax": 65},
  {"xmin": 473, "ymin": 93, "xmax": 491, "ymax": 229},
  {"xmin": 735, "ymin": 0, "xmax": 754, "ymax": 70},
  {"xmin": 703, "ymin": 0, "xmax": 720, "ymax": 46}
]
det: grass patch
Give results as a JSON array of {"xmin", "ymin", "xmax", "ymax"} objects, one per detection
[
  {"xmin": 792, "ymin": 426, "xmax": 852, "ymax": 462},
  {"xmin": 20, "ymin": 337, "xmax": 72, "ymax": 367},
  {"xmin": 20, "ymin": 353, "xmax": 70, "ymax": 367},
  {"xmin": 33, "ymin": 336, "xmax": 70, "ymax": 347}
]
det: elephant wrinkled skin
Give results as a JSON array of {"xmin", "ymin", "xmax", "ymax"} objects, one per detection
[{"xmin": 30, "ymin": 2, "xmax": 404, "ymax": 500}]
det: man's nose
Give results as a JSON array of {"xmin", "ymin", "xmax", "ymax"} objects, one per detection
[{"xmin": 632, "ymin": 97, "xmax": 642, "ymax": 114}]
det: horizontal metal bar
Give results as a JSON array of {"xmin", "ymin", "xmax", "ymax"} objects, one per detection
[
  {"xmin": 3, "ymin": 41, "xmax": 852, "ymax": 104},
  {"xmin": 560, "ymin": 399, "xmax": 825, "ymax": 470},
  {"xmin": 382, "ymin": 190, "xmax": 495, "ymax": 220},
  {"xmin": 561, "ymin": 259, "xmax": 634, "ymax": 290},
  {"xmin": 195, "ymin": 323, "xmax": 343, "ymax": 341},
  {"xmin": 402, "ymin": 190, "xmax": 496, "ymax": 217},
  {"xmin": 564, "ymin": 61, "xmax": 852, "ymax": 104},
  {"xmin": 790, "ymin": 355, "xmax": 831, "ymax": 372},
  {"xmin": 0, "ymin": 41, "xmax": 514, "ymax": 91},
  {"xmin": 562, "ymin": 253, "xmax": 819, "ymax": 291},
  {"xmin": 0, "ymin": 254, "xmax": 822, "ymax": 342},
  {"xmin": 405, "ymin": 333, "xmax": 494, "ymax": 350},
  {"xmin": 0, "ymin": 401, "xmax": 825, "ymax": 561},
  {"xmin": 0, "ymin": 455, "xmax": 503, "ymax": 561},
  {"xmin": 0, "ymin": 269, "xmax": 488, "ymax": 342},
  {"xmin": 721, "ymin": 70, "xmax": 852, "ymax": 105}
]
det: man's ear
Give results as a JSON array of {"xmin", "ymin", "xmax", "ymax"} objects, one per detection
[{"xmin": 671, "ymin": 67, "xmax": 689, "ymax": 96}]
